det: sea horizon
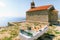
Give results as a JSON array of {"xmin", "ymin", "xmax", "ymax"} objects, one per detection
[{"xmin": 0, "ymin": 17, "xmax": 26, "ymax": 27}]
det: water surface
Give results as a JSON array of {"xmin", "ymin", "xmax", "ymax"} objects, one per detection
[{"xmin": 0, "ymin": 17, "xmax": 26, "ymax": 27}]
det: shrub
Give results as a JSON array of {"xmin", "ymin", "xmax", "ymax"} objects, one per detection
[{"xmin": 10, "ymin": 30, "xmax": 18, "ymax": 38}]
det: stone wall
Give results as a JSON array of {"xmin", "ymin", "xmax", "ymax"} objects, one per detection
[
  {"xmin": 26, "ymin": 9, "xmax": 58, "ymax": 25},
  {"xmin": 48, "ymin": 10, "xmax": 58, "ymax": 25},
  {"xmin": 26, "ymin": 10, "xmax": 49, "ymax": 23}
]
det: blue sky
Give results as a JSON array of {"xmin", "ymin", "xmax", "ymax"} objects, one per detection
[{"xmin": 0, "ymin": 0, "xmax": 60, "ymax": 18}]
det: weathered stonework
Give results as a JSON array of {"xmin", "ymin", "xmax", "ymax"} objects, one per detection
[
  {"xmin": 48, "ymin": 10, "xmax": 58, "ymax": 25},
  {"xmin": 26, "ymin": 10, "xmax": 49, "ymax": 23},
  {"xmin": 26, "ymin": 5, "xmax": 58, "ymax": 25}
]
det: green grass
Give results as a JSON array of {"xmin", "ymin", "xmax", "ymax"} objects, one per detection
[
  {"xmin": 55, "ymin": 31, "xmax": 60, "ymax": 34},
  {"xmin": 10, "ymin": 30, "xmax": 18, "ymax": 38},
  {"xmin": 47, "ymin": 28, "xmax": 53, "ymax": 34},
  {"xmin": 3, "ymin": 37, "xmax": 12, "ymax": 40},
  {"xmin": 0, "ymin": 29, "xmax": 7, "ymax": 32},
  {"xmin": 0, "ymin": 29, "xmax": 7, "ymax": 34}
]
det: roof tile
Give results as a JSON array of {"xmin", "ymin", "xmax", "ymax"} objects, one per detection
[{"xmin": 27, "ymin": 5, "xmax": 52, "ymax": 12}]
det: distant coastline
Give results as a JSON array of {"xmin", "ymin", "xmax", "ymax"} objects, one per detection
[{"xmin": 0, "ymin": 17, "xmax": 26, "ymax": 27}]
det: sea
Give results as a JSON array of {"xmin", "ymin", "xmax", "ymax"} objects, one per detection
[{"xmin": 0, "ymin": 17, "xmax": 26, "ymax": 27}]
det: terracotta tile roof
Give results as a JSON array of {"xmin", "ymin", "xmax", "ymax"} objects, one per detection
[{"xmin": 27, "ymin": 5, "xmax": 52, "ymax": 12}]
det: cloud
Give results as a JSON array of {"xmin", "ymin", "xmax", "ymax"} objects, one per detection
[{"xmin": 0, "ymin": 2, "xmax": 6, "ymax": 8}]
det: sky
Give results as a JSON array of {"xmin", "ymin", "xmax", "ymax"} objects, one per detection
[{"xmin": 0, "ymin": 0, "xmax": 60, "ymax": 18}]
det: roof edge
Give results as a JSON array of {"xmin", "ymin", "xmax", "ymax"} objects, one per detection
[{"xmin": 26, "ymin": 4, "xmax": 53, "ymax": 12}]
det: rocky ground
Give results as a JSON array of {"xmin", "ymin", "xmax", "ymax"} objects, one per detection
[
  {"xmin": 37, "ymin": 25, "xmax": 60, "ymax": 40},
  {"xmin": 0, "ymin": 25, "xmax": 20, "ymax": 40},
  {"xmin": 0, "ymin": 24, "xmax": 60, "ymax": 40}
]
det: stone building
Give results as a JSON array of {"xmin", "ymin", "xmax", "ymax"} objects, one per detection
[{"xmin": 26, "ymin": 1, "xmax": 58, "ymax": 25}]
